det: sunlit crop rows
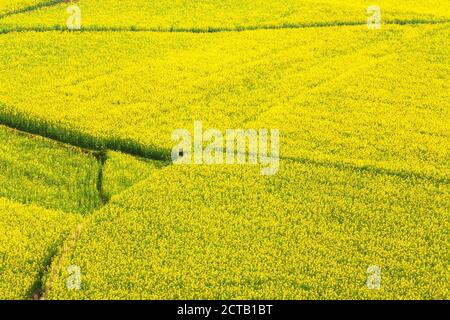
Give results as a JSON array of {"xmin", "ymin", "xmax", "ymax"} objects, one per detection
[{"xmin": 0, "ymin": 25, "xmax": 448, "ymax": 180}]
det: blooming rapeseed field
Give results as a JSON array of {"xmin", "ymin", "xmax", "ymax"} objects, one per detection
[
  {"xmin": 0, "ymin": 0, "xmax": 448, "ymax": 300},
  {"xmin": 0, "ymin": 198, "xmax": 79, "ymax": 299},
  {"xmin": 0, "ymin": 0, "xmax": 449, "ymax": 31},
  {"xmin": 44, "ymin": 161, "xmax": 448, "ymax": 299},
  {"xmin": 0, "ymin": 125, "xmax": 101, "ymax": 213},
  {"xmin": 0, "ymin": 0, "xmax": 52, "ymax": 16},
  {"xmin": 0, "ymin": 25, "xmax": 448, "ymax": 178}
]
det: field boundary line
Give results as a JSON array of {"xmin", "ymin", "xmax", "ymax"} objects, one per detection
[
  {"xmin": 0, "ymin": 19, "xmax": 449, "ymax": 35},
  {"xmin": 1, "ymin": 123, "xmax": 102, "ymax": 158},
  {"xmin": 27, "ymin": 240, "xmax": 62, "ymax": 300},
  {"xmin": 0, "ymin": 0, "xmax": 66, "ymax": 20}
]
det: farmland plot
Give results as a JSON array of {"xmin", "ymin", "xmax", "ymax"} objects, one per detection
[
  {"xmin": 0, "ymin": 25, "xmax": 448, "ymax": 180},
  {"xmin": 102, "ymin": 150, "xmax": 166, "ymax": 201},
  {"xmin": 0, "ymin": 0, "xmax": 448, "ymax": 301},
  {"xmin": 0, "ymin": 0, "xmax": 56, "ymax": 16}
]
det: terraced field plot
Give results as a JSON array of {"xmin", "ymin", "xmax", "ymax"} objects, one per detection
[{"xmin": 0, "ymin": 0, "xmax": 448, "ymax": 300}]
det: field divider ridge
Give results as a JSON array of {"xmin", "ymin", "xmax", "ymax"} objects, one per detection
[{"xmin": 0, "ymin": 102, "xmax": 447, "ymax": 185}]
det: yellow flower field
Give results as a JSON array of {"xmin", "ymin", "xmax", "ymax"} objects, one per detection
[
  {"xmin": 46, "ymin": 162, "xmax": 449, "ymax": 299},
  {"xmin": 0, "ymin": 0, "xmax": 448, "ymax": 300},
  {"xmin": 0, "ymin": 0, "xmax": 52, "ymax": 16},
  {"xmin": 0, "ymin": 198, "xmax": 80, "ymax": 299}
]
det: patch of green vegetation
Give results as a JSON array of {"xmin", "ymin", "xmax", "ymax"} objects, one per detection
[{"xmin": 0, "ymin": 198, "xmax": 79, "ymax": 299}]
